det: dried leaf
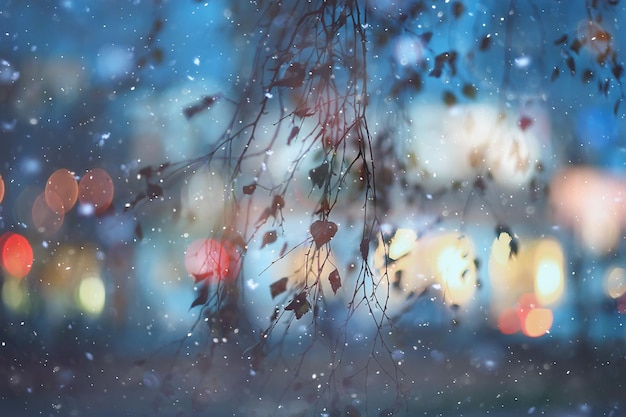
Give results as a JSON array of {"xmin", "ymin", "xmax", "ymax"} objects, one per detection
[
  {"xmin": 462, "ymin": 83, "xmax": 477, "ymax": 99},
  {"xmin": 566, "ymin": 55, "xmax": 576, "ymax": 75},
  {"xmin": 285, "ymin": 292, "xmax": 311, "ymax": 319},
  {"xmin": 553, "ymin": 34, "xmax": 568, "ymax": 45},
  {"xmin": 190, "ymin": 284, "xmax": 209, "ymax": 310},
  {"xmin": 328, "ymin": 269, "xmax": 341, "ymax": 295},
  {"xmin": 479, "ymin": 33, "xmax": 491, "ymax": 51},
  {"xmin": 451, "ymin": 1, "xmax": 465, "ymax": 19},
  {"xmin": 570, "ymin": 38, "xmax": 582, "ymax": 54},
  {"xmin": 360, "ymin": 238, "xmax": 370, "ymax": 260},
  {"xmin": 309, "ymin": 161, "xmax": 330, "ymax": 189},
  {"xmin": 310, "ymin": 220, "xmax": 338, "ymax": 248},
  {"xmin": 146, "ymin": 183, "xmax": 163, "ymax": 199},
  {"xmin": 419, "ymin": 31, "xmax": 433, "ymax": 45},
  {"xmin": 271, "ymin": 194, "xmax": 285, "ymax": 214},
  {"xmin": 242, "ymin": 183, "xmax": 256, "ymax": 195},
  {"xmin": 134, "ymin": 222, "xmax": 143, "ymax": 241},
  {"xmin": 261, "ymin": 230, "xmax": 277, "ymax": 249},
  {"xmin": 612, "ymin": 63, "xmax": 623, "ymax": 80},
  {"xmin": 270, "ymin": 277, "xmax": 288, "ymax": 299},
  {"xmin": 287, "ymin": 126, "xmax": 300, "ymax": 145},
  {"xmin": 551, "ymin": 67, "xmax": 560, "ymax": 82},
  {"xmin": 184, "ymin": 95, "xmax": 221, "ymax": 119},
  {"xmin": 443, "ymin": 90, "xmax": 457, "ymax": 106}
]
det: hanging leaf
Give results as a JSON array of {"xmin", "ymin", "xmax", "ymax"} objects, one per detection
[
  {"xmin": 261, "ymin": 230, "xmax": 277, "ymax": 249},
  {"xmin": 271, "ymin": 194, "xmax": 285, "ymax": 214},
  {"xmin": 451, "ymin": 1, "xmax": 465, "ymax": 19},
  {"xmin": 360, "ymin": 238, "xmax": 370, "ymax": 260},
  {"xmin": 287, "ymin": 126, "xmax": 300, "ymax": 145},
  {"xmin": 134, "ymin": 221, "xmax": 143, "ymax": 241},
  {"xmin": 551, "ymin": 67, "xmax": 560, "ymax": 82},
  {"xmin": 566, "ymin": 55, "xmax": 576, "ymax": 75},
  {"xmin": 553, "ymin": 34, "xmax": 568, "ymax": 45},
  {"xmin": 285, "ymin": 292, "xmax": 311, "ymax": 319},
  {"xmin": 184, "ymin": 94, "xmax": 221, "ymax": 119},
  {"xmin": 309, "ymin": 161, "xmax": 330, "ymax": 189},
  {"xmin": 462, "ymin": 83, "xmax": 477, "ymax": 99},
  {"xmin": 328, "ymin": 269, "xmax": 341, "ymax": 295},
  {"xmin": 479, "ymin": 33, "xmax": 491, "ymax": 51},
  {"xmin": 243, "ymin": 183, "xmax": 256, "ymax": 195},
  {"xmin": 146, "ymin": 183, "xmax": 163, "ymax": 199},
  {"xmin": 190, "ymin": 284, "xmax": 209, "ymax": 310},
  {"xmin": 271, "ymin": 62, "xmax": 306, "ymax": 88},
  {"xmin": 419, "ymin": 31, "xmax": 433, "ymax": 45},
  {"xmin": 270, "ymin": 277, "xmax": 288, "ymax": 299},
  {"xmin": 310, "ymin": 220, "xmax": 338, "ymax": 248},
  {"xmin": 443, "ymin": 90, "xmax": 457, "ymax": 106}
]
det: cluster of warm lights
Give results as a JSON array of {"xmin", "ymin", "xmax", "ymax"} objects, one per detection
[
  {"xmin": 32, "ymin": 168, "xmax": 114, "ymax": 236},
  {"xmin": 489, "ymin": 234, "xmax": 564, "ymax": 337},
  {"xmin": 373, "ymin": 228, "xmax": 478, "ymax": 317},
  {"xmin": 497, "ymin": 293, "xmax": 554, "ymax": 337}
]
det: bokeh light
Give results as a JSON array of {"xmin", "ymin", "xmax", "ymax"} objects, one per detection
[
  {"xmin": 0, "ymin": 232, "xmax": 34, "ymax": 279},
  {"xmin": 45, "ymin": 168, "xmax": 78, "ymax": 213},
  {"xmin": 605, "ymin": 267, "xmax": 626, "ymax": 299},
  {"xmin": 2, "ymin": 276, "xmax": 28, "ymax": 312},
  {"xmin": 550, "ymin": 167, "xmax": 625, "ymax": 255},
  {"xmin": 497, "ymin": 308, "xmax": 521, "ymax": 335},
  {"xmin": 77, "ymin": 276, "xmax": 106, "ymax": 316},
  {"xmin": 78, "ymin": 168, "xmax": 114, "ymax": 215},
  {"xmin": 522, "ymin": 308, "xmax": 553, "ymax": 338},
  {"xmin": 32, "ymin": 192, "xmax": 64, "ymax": 235},
  {"xmin": 533, "ymin": 239, "xmax": 565, "ymax": 306},
  {"xmin": 184, "ymin": 238, "xmax": 231, "ymax": 283}
]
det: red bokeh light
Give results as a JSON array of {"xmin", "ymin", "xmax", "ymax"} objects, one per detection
[
  {"xmin": 0, "ymin": 232, "xmax": 34, "ymax": 279},
  {"xmin": 78, "ymin": 168, "xmax": 114, "ymax": 215},
  {"xmin": 184, "ymin": 238, "xmax": 231, "ymax": 283}
]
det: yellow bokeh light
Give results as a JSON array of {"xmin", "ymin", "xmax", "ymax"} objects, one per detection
[
  {"xmin": 2, "ymin": 277, "xmax": 28, "ymax": 312},
  {"xmin": 491, "ymin": 233, "xmax": 513, "ymax": 265},
  {"xmin": 435, "ymin": 238, "xmax": 477, "ymax": 305},
  {"xmin": 533, "ymin": 239, "xmax": 564, "ymax": 306},
  {"xmin": 605, "ymin": 267, "xmax": 626, "ymax": 299},
  {"xmin": 77, "ymin": 276, "xmax": 106, "ymax": 316},
  {"xmin": 388, "ymin": 229, "xmax": 418, "ymax": 260}
]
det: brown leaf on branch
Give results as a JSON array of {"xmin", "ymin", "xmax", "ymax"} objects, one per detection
[
  {"xmin": 310, "ymin": 220, "xmax": 338, "ymax": 248},
  {"xmin": 328, "ymin": 269, "xmax": 341, "ymax": 295}
]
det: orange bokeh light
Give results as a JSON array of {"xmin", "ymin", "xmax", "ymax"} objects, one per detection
[
  {"xmin": 78, "ymin": 168, "xmax": 114, "ymax": 215},
  {"xmin": 46, "ymin": 168, "xmax": 78, "ymax": 213},
  {"xmin": 522, "ymin": 308, "xmax": 553, "ymax": 338},
  {"xmin": 497, "ymin": 293, "xmax": 553, "ymax": 338},
  {"xmin": 32, "ymin": 192, "xmax": 64, "ymax": 235},
  {"xmin": 0, "ymin": 232, "xmax": 34, "ymax": 279},
  {"xmin": 184, "ymin": 238, "xmax": 231, "ymax": 283}
]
